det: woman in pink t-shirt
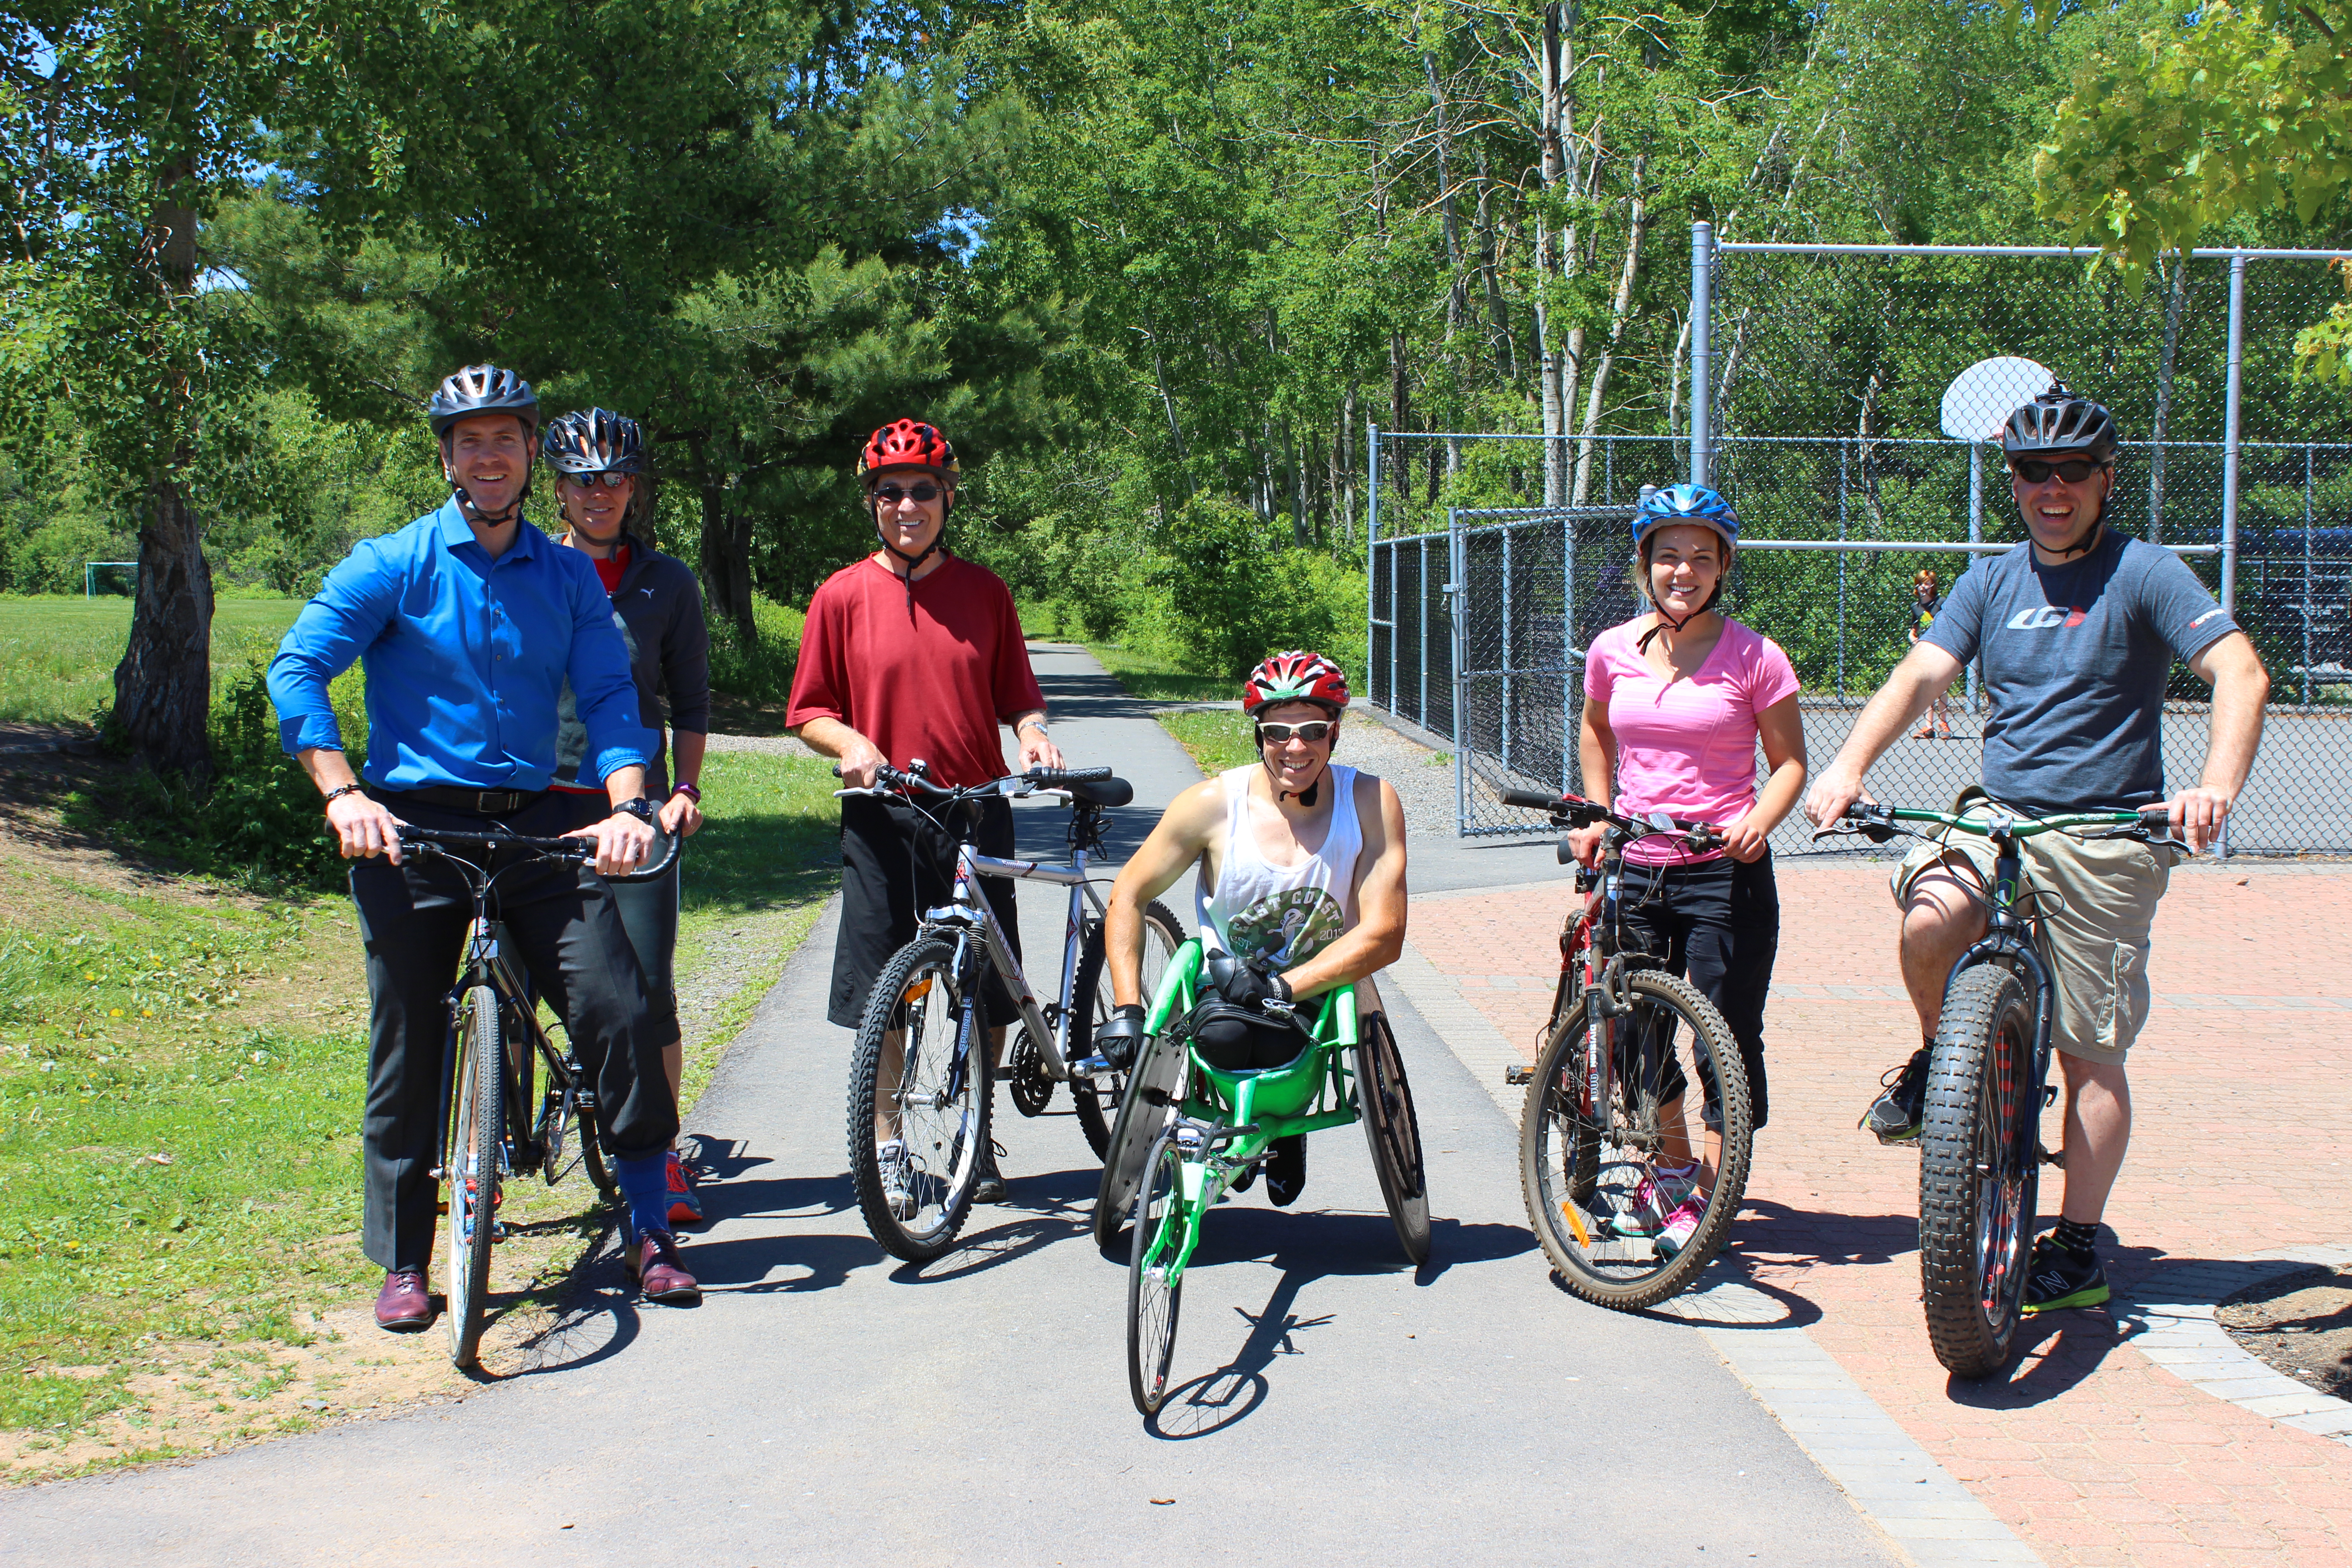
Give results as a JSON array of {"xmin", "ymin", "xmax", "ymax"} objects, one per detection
[{"xmin": 1566, "ymin": 483, "xmax": 1808, "ymax": 1255}]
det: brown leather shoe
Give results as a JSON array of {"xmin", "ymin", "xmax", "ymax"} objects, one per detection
[
  {"xmin": 627, "ymin": 1232, "xmax": 701, "ymax": 1304},
  {"xmin": 374, "ymin": 1267, "xmax": 434, "ymax": 1332}
]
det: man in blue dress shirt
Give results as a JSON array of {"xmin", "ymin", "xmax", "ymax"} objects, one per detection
[{"xmin": 269, "ymin": 365, "xmax": 699, "ymax": 1328}]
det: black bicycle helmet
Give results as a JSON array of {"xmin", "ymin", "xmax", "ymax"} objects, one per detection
[
  {"xmin": 1999, "ymin": 381, "xmax": 2117, "ymax": 462},
  {"xmin": 428, "ymin": 365, "xmax": 539, "ymax": 439},
  {"xmin": 542, "ymin": 407, "xmax": 647, "ymax": 475}
]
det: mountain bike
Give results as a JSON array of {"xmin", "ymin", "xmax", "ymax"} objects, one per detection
[
  {"xmin": 1498, "ymin": 789, "xmax": 1753, "ymax": 1311},
  {"xmin": 1813, "ymin": 799, "xmax": 2184, "ymax": 1377},
  {"xmin": 834, "ymin": 761, "xmax": 1179, "ymax": 1264},
  {"xmin": 1090, "ymin": 943, "xmax": 1428, "ymax": 1416},
  {"xmin": 397, "ymin": 823, "xmax": 681, "ymax": 1368}
]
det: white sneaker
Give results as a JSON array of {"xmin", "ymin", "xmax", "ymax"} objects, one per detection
[{"xmin": 877, "ymin": 1139, "xmax": 915, "ymax": 1220}]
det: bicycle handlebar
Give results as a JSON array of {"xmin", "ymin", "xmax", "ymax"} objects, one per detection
[
  {"xmin": 1817, "ymin": 801, "xmax": 2187, "ymax": 851},
  {"xmin": 396, "ymin": 823, "xmax": 683, "ymax": 882},
  {"xmin": 1501, "ymin": 789, "xmax": 1724, "ymax": 853},
  {"xmin": 833, "ymin": 760, "xmax": 1122, "ymax": 804}
]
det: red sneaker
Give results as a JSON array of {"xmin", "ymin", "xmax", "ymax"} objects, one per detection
[{"xmin": 665, "ymin": 1150, "xmax": 704, "ymax": 1226}]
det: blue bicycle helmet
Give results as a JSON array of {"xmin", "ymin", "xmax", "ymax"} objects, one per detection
[{"xmin": 1632, "ymin": 482, "xmax": 1740, "ymax": 555}]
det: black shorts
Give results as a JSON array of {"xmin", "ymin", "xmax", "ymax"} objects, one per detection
[
  {"xmin": 829, "ymin": 793, "xmax": 1022, "ymax": 1029},
  {"xmin": 553, "ymin": 789, "xmax": 683, "ymax": 1044},
  {"xmin": 1617, "ymin": 851, "xmax": 1781, "ymax": 1130}
]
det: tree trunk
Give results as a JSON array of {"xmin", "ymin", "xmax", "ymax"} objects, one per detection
[
  {"xmin": 2147, "ymin": 253, "xmax": 2190, "ymax": 544},
  {"xmin": 1572, "ymin": 154, "xmax": 1649, "ymax": 506},
  {"xmin": 113, "ymin": 192, "xmax": 212, "ymax": 781},
  {"xmin": 1534, "ymin": 2, "xmax": 1569, "ymax": 505},
  {"xmin": 1474, "ymin": 144, "xmax": 1516, "ymax": 383},
  {"xmin": 1389, "ymin": 329, "xmax": 1412, "ymax": 507},
  {"xmin": 1338, "ymin": 387, "xmax": 1358, "ymax": 543},
  {"xmin": 692, "ymin": 436, "xmax": 758, "ymax": 646}
]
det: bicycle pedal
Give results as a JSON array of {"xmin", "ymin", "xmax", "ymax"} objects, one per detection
[
  {"xmin": 2038, "ymin": 1145, "xmax": 2065, "ymax": 1168},
  {"xmin": 490, "ymin": 1221, "xmax": 508, "ymax": 1243},
  {"xmin": 2043, "ymin": 1084, "xmax": 2057, "ymax": 1108},
  {"xmin": 1504, "ymin": 1064, "xmax": 1533, "ymax": 1086}
]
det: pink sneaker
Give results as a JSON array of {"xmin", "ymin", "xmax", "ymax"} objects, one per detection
[{"xmin": 1655, "ymin": 1195, "xmax": 1707, "ymax": 1259}]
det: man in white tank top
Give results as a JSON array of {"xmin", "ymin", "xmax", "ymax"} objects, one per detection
[{"xmin": 1093, "ymin": 652, "xmax": 1409, "ymax": 1205}]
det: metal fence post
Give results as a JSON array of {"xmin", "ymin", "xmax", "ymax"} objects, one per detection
[
  {"xmin": 1451, "ymin": 516, "xmax": 1468, "ymax": 837},
  {"xmin": 1418, "ymin": 534, "xmax": 1430, "ymax": 725},
  {"xmin": 1367, "ymin": 421, "xmax": 1380, "ymax": 706},
  {"xmin": 1966, "ymin": 443, "xmax": 1982, "ymax": 711},
  {"xmin": 1690, "ymin": 221, "xmax": 1714, "ymax": 487},
  {"xmin": 1563, "ymin": 511, "xmax": 1578, "ymax": 791},
  {"xmin": 2305, "ymin": 443, "xmax": 2316, "ymax": 707},
  {"xmin": 1837, "ymin": 437, "xmax": 1849, "ymax": 701},
  {"xmin": 2222, "ymin": 252, "xmax": 2247, "ymax": 612}
]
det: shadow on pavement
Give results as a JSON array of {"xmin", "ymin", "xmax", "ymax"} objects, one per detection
[
  {"xmin": 682, "ymin": 1228, "xmax": 886, "ymax": 1295},
  {"xmin": 481, "ymin": 1277, "xmax": 642, "ymax": 1382},
  {"xmin": 1411, "ymin": 1216, "xmax": 1540, "ymax": 1287}
]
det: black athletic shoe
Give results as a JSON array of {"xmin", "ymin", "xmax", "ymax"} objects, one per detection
[
  {"xmin": 1860, "ymin": 1049, "xmax": 1930, "ymax": 1144},
  {"xmin": 1265, "ymin": 1135, "xmax": 1306, "ymax": 1207},
  {"xmin": 971, "ymin": 1141, "xmax": 1009, "ymax": 1205},
  {"xmin": 2021, "ymin": 1236, "xmax": 2109, "ymax": 1313}
]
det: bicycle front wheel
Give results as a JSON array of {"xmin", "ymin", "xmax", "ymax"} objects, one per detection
[
  {"xmin": 1919, "ymin": 963, "xmax": 2039, "ymax": 1378},
  {"xmin": 1127, "ymin": 1129, "xmax": 1188, "ymax": 1416},
  {"xmin": 1519, "ymin": 970, "xmax": 1752, "ymax": 1310},
  {"xmin": 1070, "ymin": 900, "xmax": 1186, "ymax": 1160},
  {"xmin": 445, "ymin": 985, "xmax": 504, "ymax": 1367},
  {"xmin": 847, "ymin": 937, "xmax": 991, "ymax": 1263}
]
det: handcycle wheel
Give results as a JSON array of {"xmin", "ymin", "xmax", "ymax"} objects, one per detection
[
  {"xmin": 1092, "ymin": 1024, "xmax": 1189, "ymax": 1251},
  {"xmin": 1127, "ymin": 1128, "xmax": 1187, "ymax": 1416},
  {"xmin": 1356, "ymin": 1012, "xmax": 1432, "ymax": 1266},
  {"xmin": 445, "ymin": 985, "xmax": 504, "ymax": 1368},
  {"xmin": 847, "ymin": 936, "xmax": 992, "ymax": 1263},
  {"xmin": 1919, "ymin": 964, "xmax": 2039, "ymax": 1379},
  {"xmin": 1069, "ymin": 900, "xmax": 1186, "ymax": 1160},
  {"xmin": 1519, "ymin": 970, "xmax": 1752, "ymax": 1310}
]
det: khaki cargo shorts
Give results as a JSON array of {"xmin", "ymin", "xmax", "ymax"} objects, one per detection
[{"xmin": 1888, "ymin": 796, "xmax": 2176, "ymax": 1064}]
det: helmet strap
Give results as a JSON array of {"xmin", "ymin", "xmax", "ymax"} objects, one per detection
[
  {"xmin": 875, "ymin": 503, "xmax": 947, "ymax": 619},
  {"xmin": 450, "ymin": 480, "xmax": 530, "ymax": 529}
]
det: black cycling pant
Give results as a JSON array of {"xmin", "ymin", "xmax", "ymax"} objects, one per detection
[
  {"xmin": 1616, "ymin": 850, "xmax": 1781, "ymax": 1130},
  {"xmin": 555, "ymin": 789, "xmax": 682, "ymax": 1044},
  {"xmin": 352, "ymin": 789, "xmax": 674, "ymax": 1272},
  {"xmin": 829, "ymin": 793, "xmax": 1021, "ymax": 1030}
]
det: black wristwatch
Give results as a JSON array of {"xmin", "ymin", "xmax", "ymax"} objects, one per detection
[{"xmin": 611, "ymin": 797, "xmax": 660, "ymax": 827}]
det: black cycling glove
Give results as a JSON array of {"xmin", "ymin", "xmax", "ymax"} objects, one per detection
[
  {"xmin": 1205, "ymin": 951, "xmax": 1294, "ymax": 1013},
  {"xmin": 1092, "ymin": 1004, "xmax": 1148, "ymax": 1073}
]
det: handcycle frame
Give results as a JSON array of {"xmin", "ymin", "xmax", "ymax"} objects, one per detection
[
  {"xmin": 835, "ymin": 761, "xmax": 1128, "ymax": 1092},
  {"xmin": 397, "ymin": 821, "xmax": 680, "ymax": 1364}
]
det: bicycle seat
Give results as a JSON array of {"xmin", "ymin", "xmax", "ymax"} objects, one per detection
[{"xmin": 1066, "ymin": 776, "xmax": 1134, "ymax": 808}]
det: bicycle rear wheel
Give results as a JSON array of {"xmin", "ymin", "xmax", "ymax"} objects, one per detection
[
  {"xmin": 1919, "ymin": 963, "xmax": 2039, "ymax": 1378},
  {"xmin": 1070, "ymin": 900, "xmax": 1186, "ymax": 1160},
  {"xmin": 1092, "ymin": 1025, "xmax": 1189, "ymax": 1251},
  {"xmin": 1127, "ymin": 1129, "xmax": 1187, "ymax": 1416},
  {"xmin": 445, "ymin": 984, "xmax": 504, "ymax": 1368},
  {"xmin": 847, "ymin": 937, "xmax": 991, "ymax": 1263},
  {"xmin": 1519, "ymin": 970, "xmax": 1752, "ymax": 1310},
  {"xmin": 1357, "ymin": 1012, "xmax": 1431, "ymax": 1266}
]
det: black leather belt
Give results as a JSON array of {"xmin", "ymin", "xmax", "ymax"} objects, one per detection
[{"xmin": 382, "ymin": 784, "xmax": 546, "ymax": 816}]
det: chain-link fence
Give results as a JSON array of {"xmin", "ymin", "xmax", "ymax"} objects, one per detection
[{"xmin": 1366, "ymin": 236, "xmax": 2352, "ymax": 856}]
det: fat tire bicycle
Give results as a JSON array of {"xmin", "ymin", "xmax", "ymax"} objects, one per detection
[
  {"xmin": 1092, "ymin": 943, "xmax": 1430, "ymax": 1416},
  {"xmin": 835, "ymin": 761, "xmax": 1176, "ymax": 1264},
  {"xmin": 397, "ymin": 823, "xmax": 680, "ymax": 1368},
  {"xmin": 1814, "ymin": 799, "xmax": 2185, "ymax": 1378},
  {"xmin": 1499, "ymin": 790, "xmax": 1753, "ymax": 1311}
]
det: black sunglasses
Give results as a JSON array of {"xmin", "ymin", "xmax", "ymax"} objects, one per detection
[
  {"xmin": 1257, "ymin": 720, "xmax": 1336, "ymax": 745},
  {"xmin": 2009, "ymin": 457, "xmax": 2105, "ymax": 485},
  {"xmin": 561, "ymin": 470, "xmax": 631, "ymax": 489},
  {"xmin": 871, "ymin": 481, "xmax": 942, "ymax": 505}
]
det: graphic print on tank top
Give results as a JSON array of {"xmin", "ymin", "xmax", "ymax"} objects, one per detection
[{"xmin": 1199, "ymin": 763, "xmax": 1364, "ymax": 970}]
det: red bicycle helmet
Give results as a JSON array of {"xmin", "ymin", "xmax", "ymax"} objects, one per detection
[
  {"xmin": 857, "ymin": 419, "xmax": 961, "ymax": 482},
  {"xmin": 1243, "ymin": 651, "xmax": 1351, "ymax": 715}
]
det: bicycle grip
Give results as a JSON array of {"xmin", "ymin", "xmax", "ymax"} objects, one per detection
[
  {"xmin": 1029, "ymin": 765, "xmax": 1113, "ymax": 783},
  {"xmin": 1501, "ymin": 788, "xmax": 1566, "ymax": 810}
]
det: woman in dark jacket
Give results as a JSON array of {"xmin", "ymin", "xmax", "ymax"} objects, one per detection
[{"xmin": 544, "ymin": 407, "xmax": 715, "ymax": 1224}]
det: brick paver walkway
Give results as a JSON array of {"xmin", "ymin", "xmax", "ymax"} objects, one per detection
[{"xmin": 1409, "ymin": 863, "xmax": 2352, "ymax": 1568}]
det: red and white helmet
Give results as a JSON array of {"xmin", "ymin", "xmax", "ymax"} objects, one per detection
[
  {"xmin": 1243, "ymin": 650, "xmax": 1350, "ymax": 716},
  {"xmin": 856, "ymin": 418, "xmax": 961, "ymax": 482}
]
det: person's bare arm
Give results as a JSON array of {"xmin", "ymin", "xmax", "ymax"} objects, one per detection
[
  {"xmin": 794, "ymin": 715, "xmax": 887, "ymax": 788},
  {"xmin": 661, "ymin": 730, "xmax": 707, "ymax": 836},
  {"xmin": 1568, "ymin": 700, "xmax": 1615, "ymax": 867},
  {"xmin": 2175, "ymin": 631, "xmax": 2269, "ymax": 851},
  {"xmin": 300, "ymin": 748, "xmax": 407, "ymax": 864},
  {"xmin": 1278, "ymin": 776, "xmax": 1407, "ymax": 1000},
  {"xmin": 1105, "ymin": 779, "xmax": 1226, "ymax": 1006},
  {"xmin": 1804, "ymin": 641, "xmax": 1965, "ymax": 826},
  {"xmin": 1725, "ymin": 695, "xmax": 1807, "ymax": 863}
]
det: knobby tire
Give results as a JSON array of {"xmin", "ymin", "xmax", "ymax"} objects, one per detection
[
  {"xmin": 1918, "ymin": 964, "xmax": 2039, "ymax": 1379},
  {"xmin": 846, "ymin": 937, "xmax": 991, "ymax": 1264},
  {"xmin": 446, "ymin": 985, "xmax": 503, "ymax": 1368}
]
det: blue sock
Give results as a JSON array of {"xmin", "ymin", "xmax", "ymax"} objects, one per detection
[{"xmin": 614, "ymin": 1152, "xmax": 671, "ymax": 1242}]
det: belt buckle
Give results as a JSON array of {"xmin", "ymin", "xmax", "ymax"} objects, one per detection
[{"xmin": 477, "ymin": 790, "xmax": 506, "ymax": 815}]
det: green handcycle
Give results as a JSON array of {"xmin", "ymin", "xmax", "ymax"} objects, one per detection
[{"xmin": 1090, "ymin": 940, "xmax": 1430, "ymax": 1416}]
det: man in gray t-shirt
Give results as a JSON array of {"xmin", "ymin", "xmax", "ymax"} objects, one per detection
[{"xmin": 1805, "ymin": 382, "xmax": 2269, "ymax": 1319}]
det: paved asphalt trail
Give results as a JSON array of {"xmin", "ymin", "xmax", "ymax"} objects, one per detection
[{"xmin": 1, "ymin": 646, "xmax": 1894, "ymax": 1565}]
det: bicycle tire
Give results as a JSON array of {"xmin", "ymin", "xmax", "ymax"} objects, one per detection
[
  {"xmin": 1919, "ymin": 963, "xmax": 2039, "ymax": 1379},
  {"xmin": 1127, "ymin": 1128, "xmax": 1186, "ymax": 1416},
  {"xmin": 846, "ymin": 936, "xmax": 991, "ymax": 1263},
  {"xmin": 1069, "ymin": 900, "xmax": 1187, "ymax": 1160},
  {"xmin": 576, "ymin": 1096, "xmax": 618, "ymax": 1200},
  {"xmin": 1356, "ymin": 1011, "xmax": 1432, "ymax": 1265},
  {"xmin": 1092, "ymin": 1024, "xmax": 1189, "ymax": 1251},
  {"xmin": 445, "ymin": 985, "xmax": 503, "ymax": 1368},
  {"xmin": 1518, "ymin": 970, "xmax": 1752, "ymax": 1310}
]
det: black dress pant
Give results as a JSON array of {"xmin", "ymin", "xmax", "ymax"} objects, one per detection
[
  {"xmin": 1616, "ymin": 851, "xmax": 1781, "ymax": 1130},
  {"xmin": 829, "ymin": 793, "xmax": 1021, "ymax": 1029},
  {"xmin": 351, "ymin": 789, "xmax": 674, "ymax": 1271}
]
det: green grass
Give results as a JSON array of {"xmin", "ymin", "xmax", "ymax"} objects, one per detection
[
  {"xmin": 1083, "ymin": 641, "xmax": 1236, "ymax": 704},
  {"xmin": 1156, "ymin": 709, "xmax": 1260, "ymax": 774},
  {"xmin": 0, "ymin": 597, "xmax": 304, "ymax": 726}
]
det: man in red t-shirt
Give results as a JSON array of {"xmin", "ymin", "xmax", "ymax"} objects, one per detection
[{"xmin": 788, "ymin": 419, "xmax": 1062, "ymax": 1204}]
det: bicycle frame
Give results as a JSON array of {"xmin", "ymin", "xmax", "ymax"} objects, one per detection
[
  {"xmin": 930, "ymin": 838, "xmax": 1107, "ymax": 1082},
  {"xmin": 1945, "ymin": 816, "xmax": 2061, "ymax": 1182}
]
